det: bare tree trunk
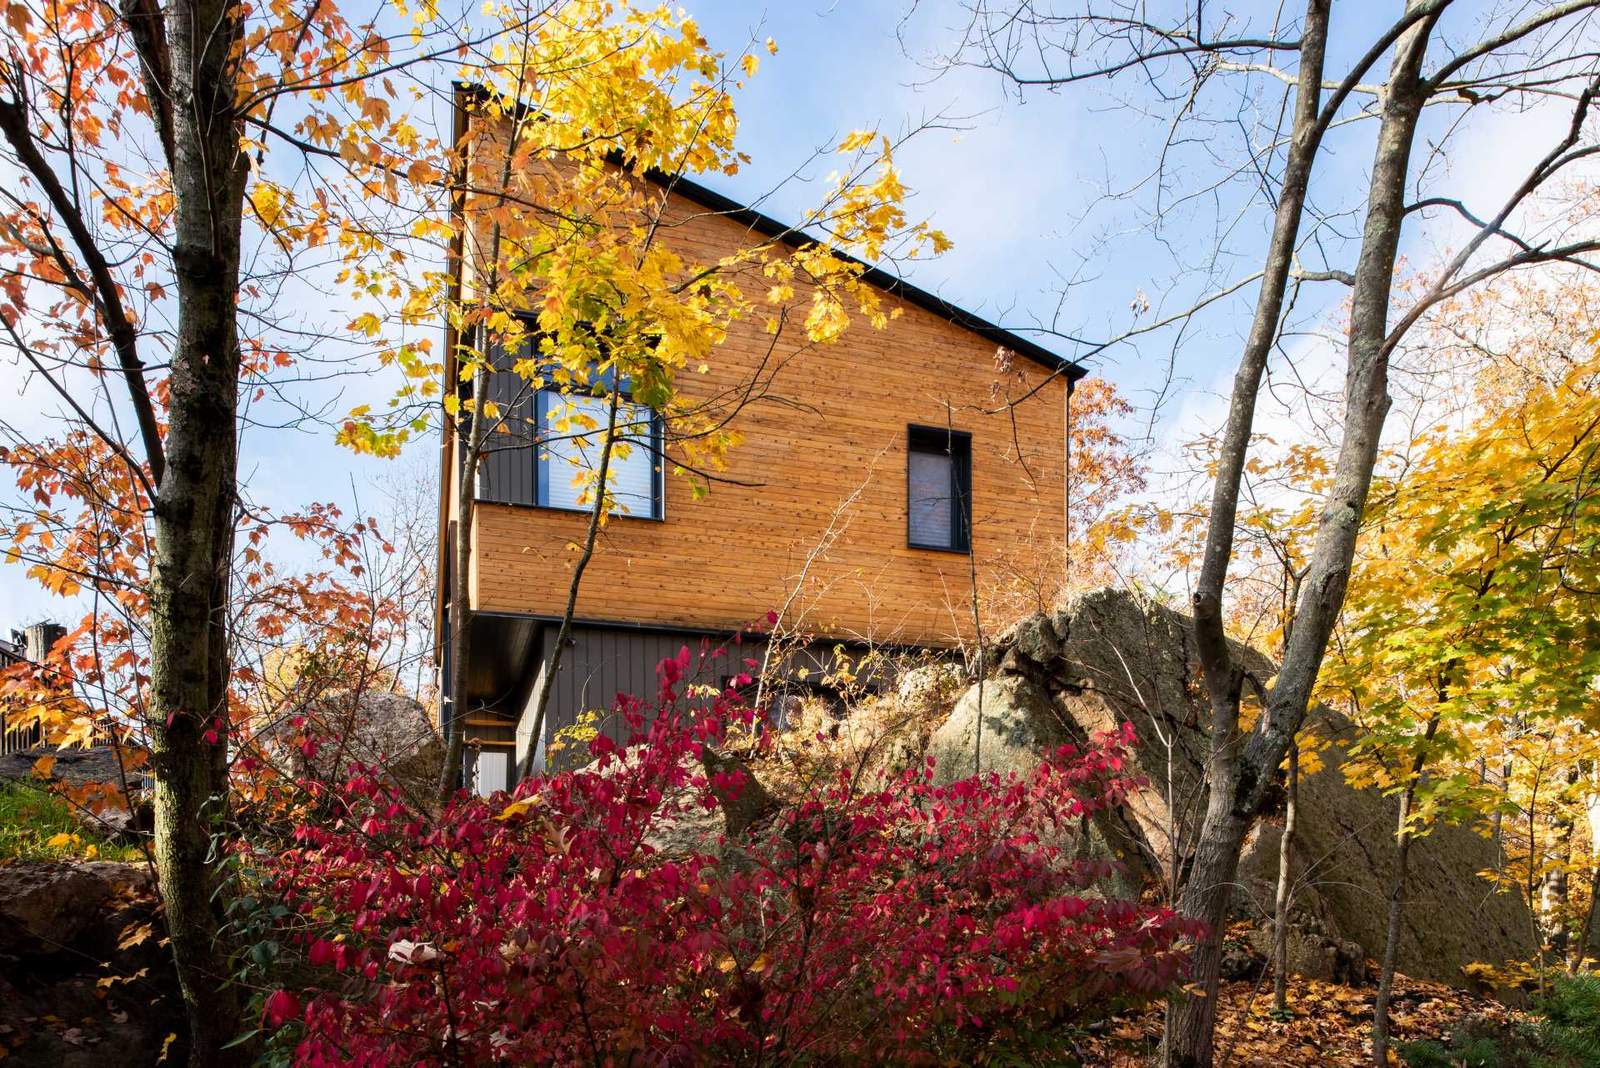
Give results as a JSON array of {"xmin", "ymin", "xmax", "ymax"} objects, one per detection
[
  {"xmin": 1165, "ymin": 6, "xmax": 1439, "ymax": 1064},
  {"xmin": 1372, "ymin": 715, "xmax": 1439, "ymax": 1068},
  {"xmin": 1371, "ymin": 791, "xmax": 1413, "ymax": 1068},
  {"xmin": 1493, "ymin": 759, "xmax": 1512, "ymax": 862},
  {"xmin": 1543, "ymin": 768, "xmax": 1579, "ymax": 965},
  {"xmin": 1546, "ymin": 833, "xmax": 1574, "ymax": 962},
  {"xmin": 1272, "ymin": 742, "xmax": 1299, "ymax": 1013},
  {"xmin": 147, "ymin": 0, "xmax": 251, "ymax": 1060},
  {"xmin": 438, "ymin": 367, "xmax": 490, "ymax": 803},
  {"xmin": 1163, "ymin": 1, "xmax": 1331, "ymax": 1058},
  {"xmin": 1577, "ymin": 780, "xmax": 1600, "ymax": 970},
  {"xmin": 516, "ymin": 386, "xmax": 624, "ymax": 782},
  {"xmin": 1576, "ymin": 864, "xmax": 1600, "ymax": 971}
]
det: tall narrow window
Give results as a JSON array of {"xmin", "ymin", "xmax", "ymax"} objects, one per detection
[
  {"xmin": 471, "ymin": 325, "xmax": 543, "ymax": 507},
  {"xmin": 537, "ymin": 388, "xmax": 663, "ymax": 519},
  {"xmin": 907, "ymin": 425, "xmax": 971, "ymax": 552}
]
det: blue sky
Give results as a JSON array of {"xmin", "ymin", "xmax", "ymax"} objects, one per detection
[{"xmin": 1, "ymin": 0, "xmax": 1589, "ymax": 628}]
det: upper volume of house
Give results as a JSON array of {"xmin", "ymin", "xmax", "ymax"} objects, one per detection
[{"xmin": 438, "ymin": 90, "xmax": 1087, "ymax": 658}]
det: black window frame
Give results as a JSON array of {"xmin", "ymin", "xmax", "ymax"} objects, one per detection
[
  {"xmin": 468, "ymin": 318, "xmax": 666, "ymax": 522},
  {"xmin": 905, "ymin": 424, "xmax": 972, "ymax": 554},
  {"xmin": 533, "ymin": 382, "xmax": 665, "ymax": 521}
]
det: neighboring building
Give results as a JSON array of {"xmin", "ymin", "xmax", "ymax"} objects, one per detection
[
  {"xmin": 438, "ymin": 89, "xmax": 1086, "ymax": 789},
  {"xmin": 0, "ymin": 621, "xmax": 65, "ymax": 754},
  {"xmin": 0, "ymin": 631, "xmax": 24, "ymax": 669}
]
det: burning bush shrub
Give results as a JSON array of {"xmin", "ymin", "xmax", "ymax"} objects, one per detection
[{"xmin": 257, "ymin": 648, "xmax": 1196, "ymax": 1065}]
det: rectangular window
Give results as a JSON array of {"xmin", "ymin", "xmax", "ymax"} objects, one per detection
[
  {"xmin": 907, "ymin": 425, "xmax": 971, "ymax": 552},
  {"xmin": 468, "ymin": 322, "xmax": 664, "ymax": 519},
  {"xmin": 536, "ymin": 390, "xmax": 663, "ymax": 519},
  {"xmin": 472, "ymin": 361, "xmax": 540, "ymax": 506}
]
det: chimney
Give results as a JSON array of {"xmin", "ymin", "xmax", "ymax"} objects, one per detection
[{"xmin": 24, "ymin": 622, "xmax": 66, "ymax": 663}]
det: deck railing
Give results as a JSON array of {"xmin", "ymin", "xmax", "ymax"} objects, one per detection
[{"xmin": 0, "ymin": 714, "xmax": 43, "ymax": 756}]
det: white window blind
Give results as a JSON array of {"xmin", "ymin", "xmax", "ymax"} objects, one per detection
[
  {"xmin": 474, "ymin": 750, "xmax": 510, "ymax": 796},
  {"xmin": 539, "ymin": 393, "xmax": 660, "ymax": 518},
  {"xmin": 908, "ymin": 448, "xmax": 955, "ymax": 547}
]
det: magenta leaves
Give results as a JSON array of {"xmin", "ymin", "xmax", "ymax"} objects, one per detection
[{"xmin": 261, "ymin": 648, "xmax": 1199, "ymax": 1066}]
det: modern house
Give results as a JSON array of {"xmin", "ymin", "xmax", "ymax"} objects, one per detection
[{"xmin": 437, "ymin": 90, "xmax": 1086, "ymax": 791}]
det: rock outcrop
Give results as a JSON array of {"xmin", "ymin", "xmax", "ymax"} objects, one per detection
[
  {"xmin": 0, "ymin": 861, "xmax": 185, "ymax": 1066},
  {"xmin": 927, "ymin": 587, "xmax": 1531, "ymax": 987},
  {"xmin": 263, "ymin": 689, "xmax": 443, "ymax": 800}
]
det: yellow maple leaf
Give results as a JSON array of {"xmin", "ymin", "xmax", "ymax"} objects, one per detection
[
  {"xmin": 495, "ymin": 794, "xmax": 541, "ymax": 821},
  {"xmin": 117, "ymin": 922, "xmax": 154, "ymax": 951},
  {"xmin": 249, "ymin": 181, "xmax": 287, "ymax": 229}
]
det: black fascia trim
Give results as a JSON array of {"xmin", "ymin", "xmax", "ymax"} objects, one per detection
[{"xmin": 643, "ymin": 172, "xmax": 1086, "ymax": 383}]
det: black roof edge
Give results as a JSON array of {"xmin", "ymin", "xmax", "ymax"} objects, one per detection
[{"xmin": 450, "ymin": 82, "xmax": 1086, "ymax": 386}]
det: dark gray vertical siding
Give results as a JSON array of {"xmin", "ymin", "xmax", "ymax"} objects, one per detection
[
  {"xmin": 476, "ymin": 366, "xmax": 537, "ymax": 505},
  {"xmin": 514, "ymin": 623, "xmax": 911, "ymax": 775},
  {"xmin": 523, "ymin": 625, "xmax": 747, "ymax": 762}
]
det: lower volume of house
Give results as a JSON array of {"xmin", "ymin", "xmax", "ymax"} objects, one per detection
[{"xmin": 451, "ymin": 612, "xmax": 937, "ymax": 794}]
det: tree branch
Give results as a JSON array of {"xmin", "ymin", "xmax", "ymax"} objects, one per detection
[
  {"xmin": 1383, "ymin": 77, "xmax": 1600, "ymax": 356},
  {"xmin": 0, "ymin": 88, "xmax": 166, "ymax": 486},
  {"xmin": 114, "ymin": 0, "xmax": 176, "ymax": 167}
]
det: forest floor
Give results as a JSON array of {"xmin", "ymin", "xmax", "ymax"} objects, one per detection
[{"xmin": 1080, "ymin": 970, "xmax": 1525, "ymax": 1066}]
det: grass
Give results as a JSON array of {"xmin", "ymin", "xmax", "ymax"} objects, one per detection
[{"xmin": 0, "ymin": 780, "xmax": 144, "ymax": 862}]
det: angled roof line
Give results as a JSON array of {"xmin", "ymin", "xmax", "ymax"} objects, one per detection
[
  {"xmin": 641, "ymin": 169, "xmax": 1086, "ymax": 383},
  {"xmin": 451, "ymin": 83, "xmax": 1086, "ymax": 384}
]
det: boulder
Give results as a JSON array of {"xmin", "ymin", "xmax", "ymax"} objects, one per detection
[
  {"xmin": 895, "ymin": 662, "xmax": 966, "ymax": 714},
  {"xmin": 927, "ymin": 675, "xmax": 1065, "ymax": 781},
  {"xmin": 0, "ymin": 745, "xmax": 148, "ymax": 791},
  {"xmin": 931, "ymin": 587, "xmax": 1532, "ymax": 987},
  {"xmin": 0, "ymin": 861, "xmax": 154, "ymax": 959},
  {"xmin": 928, "ymin": 673, "xmax": 1155, "ymax": 897},
  {"xmin": 1243, "ymin": 915, "xmax": 1367, "ymax": 985},
  {"xmin": 0, "ymin": 861, "xmax": 184, "ymax": 1066},
  {"xmin": 268, "ymin": 689, "xmax": 443, "ymax": 800},
  {"xmin": 592, "ymin": 746, "xmax": 777, "ymax": 858}
]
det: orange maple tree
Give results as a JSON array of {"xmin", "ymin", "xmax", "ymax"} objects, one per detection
[{"xmin": 0, "ymin": 0, "xmax": 954, "ymax": 1060}]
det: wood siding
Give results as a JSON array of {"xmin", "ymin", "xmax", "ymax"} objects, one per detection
[{"xmin": 455, "ymin": 123, "xmax": 1071, "ymax": 650}]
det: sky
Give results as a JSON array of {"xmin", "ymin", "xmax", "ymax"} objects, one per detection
[{"xmin": 1, "ymin": 0, "xmax": 1593, "ymax": 629}]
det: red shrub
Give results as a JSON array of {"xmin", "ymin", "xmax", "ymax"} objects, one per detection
[{"xmin": 261, "ymin": 649, "xmax": 1197, "ymax": 1065}]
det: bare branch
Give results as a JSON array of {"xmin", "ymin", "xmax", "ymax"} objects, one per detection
[{"xmin": 0, "ymin": 85, "xmax": 166, "ymax": 486}]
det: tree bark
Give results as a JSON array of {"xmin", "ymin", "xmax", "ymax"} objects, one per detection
[
  {"xmin": 1164, "ymin": 4, "xmax": 1439, "ymax": 1064},
  {"xmin": 516, "ymin": 385, "xmax": 625, "ymax": 782},
  {"xmin": 1372, "ymin": 715, "xmax": 1439, "ymax": 1068},
  {"xmin": 1272, "ymin": 741, "xmax": 1299, "ymax": 1013},
  {"xmin": 439, "ymin": 366, "xmax": 490, "ymax": 802},
  {"xmin": 1542, "ymin": 767, "xmax": 1580, "ymax": 965},
  {"xmin": 1371, "ymin": 790, "xmax": 1414, "ymax": 1068},
  {"xmin": 147, "ymin": 0, "xmax": 251, "ymax": 1061},
  {"xmin": 1576, "ymin": 863, "xmax": 1600, "ymax": 971},
  {"xmin": 1163, "ymin": 0, "xmax": 1331, "ymax": 1057}
]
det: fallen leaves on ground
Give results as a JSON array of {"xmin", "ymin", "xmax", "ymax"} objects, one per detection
[{"xmin": 1078, "ymin": 970, "xmax": 1525, "ymax": 1066}]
